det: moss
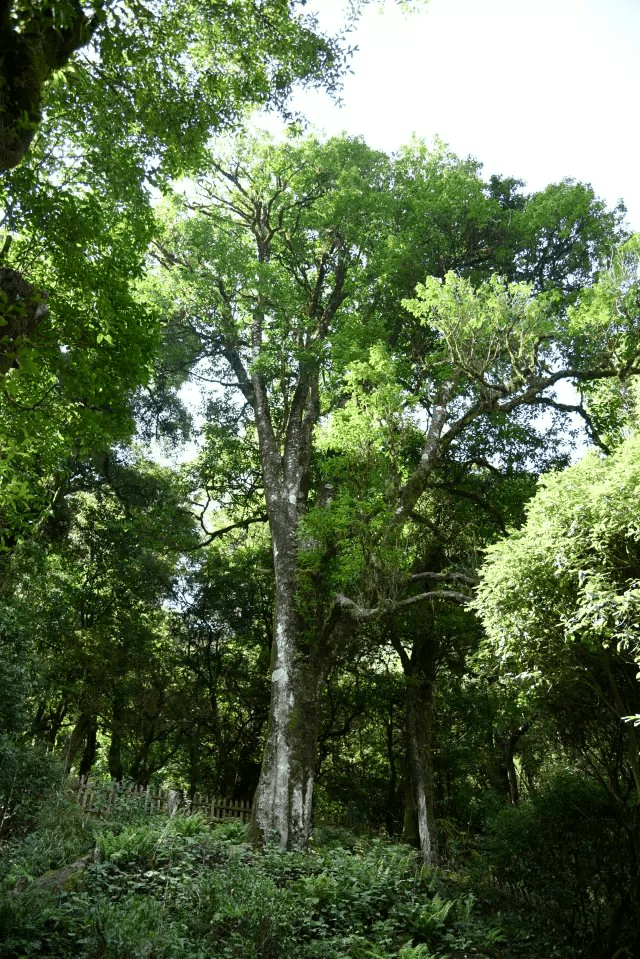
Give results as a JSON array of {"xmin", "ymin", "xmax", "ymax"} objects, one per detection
[{"xmin": 287, "ymin": 707, "xmax": 301, "ymax": 733}]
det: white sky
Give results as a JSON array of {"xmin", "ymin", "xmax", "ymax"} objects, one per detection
[{"xmin": 280, "ymin": 0, "xmax": 640, "ymax": 232}]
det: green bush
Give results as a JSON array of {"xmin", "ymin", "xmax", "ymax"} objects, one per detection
[
  {"xmin": 0, "ymin": 736, "xmax": 64, "ymax": 839},
  {"xmin": 479, "ymin": 770, "xmax": 638, "ymax": 958},
  {"xmin": 0, "ymin": 784, "xmax": 95, "ymax": 890}
]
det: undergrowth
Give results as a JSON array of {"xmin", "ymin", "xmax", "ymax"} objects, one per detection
[{"xmin": 0, "ymin": 793, "xmax": 504, "ymax": 959}]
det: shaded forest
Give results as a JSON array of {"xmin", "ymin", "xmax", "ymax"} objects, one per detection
[{"xmin": 1, "ymin": 2, "xmax": 639, "ymax": 957}]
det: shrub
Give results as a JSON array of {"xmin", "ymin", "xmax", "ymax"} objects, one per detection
[
  {"xmin": 1, "ymin": 806, "xmax": 496, "ymax": 959},
  {"xmin": 0, "ymin": 736, "xmax": 64, "ymax": 839},
  {"xmin": 480, "ymin": 770, "xmax": 638, "ymax": 958}
]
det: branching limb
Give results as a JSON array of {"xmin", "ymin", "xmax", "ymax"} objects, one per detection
[
  {"xmin": 533, "ymin": 394, "xmax": 610, "ymax": 454},
  {"xmin": 410, "ymin": 570, "xmax": 477, "ymax": 586},
  {"xmin": 335, "ymin": 588, "xmax": 471, "ymax": 620},
  {"xmin": 184, "ymin": 510, "xmax": 268, "ymax": 550}
]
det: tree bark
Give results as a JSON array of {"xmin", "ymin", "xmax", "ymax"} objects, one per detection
[
  {"xmin": 0, "ymin": 2, "xmax": 101, "ymax": 171},
  {"xmin": 385, "ymin": 700, "xmax": 400, "ymax": 836},
  {"xmin": 390, "ymin": 620, "xmax": 438, "ymax": 864},
  {"xmin": 402, "ymin": 672, "xmax": 437, "ymax": 864},
  {"xmin": 78, "ymin": 720, "xmax": 98, "ymax": 778},
  {"xmin": 62, "ymin": 711, "xmax": 93, "ymax": 775},
  {"xmin": 108, "ymin": 691, "xmax": 125, "ymax": 782},
  {"xmin": 248, "ymin": 503, "xmax": 330, "ymax": 848},
  {"xmin": 250, "ymin": 634, "xmax": 326, "ymax": 849}
]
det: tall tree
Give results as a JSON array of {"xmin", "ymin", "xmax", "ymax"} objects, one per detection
[
  {"xmin": 3, "ymin": 452, "xmax": 197, "ymax": 779},
  {"xmin": 151, "ymin": 133, "xmax": 635, "ymax": 854}
]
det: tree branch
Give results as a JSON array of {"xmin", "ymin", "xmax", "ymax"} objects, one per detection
[
  {"xmin": 184, "ymin": 512, "xmax": 268, "ymax": 550},
  {"xmin": 335, "ymin": 588, "xmax": 471, "ymax": 620},
  {"xmin": 534, "ymin": 395, "xmax": 610, "ymax": 454},
  {"xmin": 410, "ymin": 570, "xmax": 477, "ymax": 586}
]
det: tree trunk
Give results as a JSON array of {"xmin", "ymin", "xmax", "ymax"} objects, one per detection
[
  {"xmin": 211, "ymin": 177, "xmax": 350, "ymax": 851},
  {"xmin": 249, "ymin": 549, "xmax": 328, "ymax": 849},
  {"xmin": 108, "ymin": 692, "xmax": 125, "ymax": 782},
  {"xmin": 391, "ymin": 620, "xmax": 438, "ymax": 865},
  {"xmin": 78, "ymin": 720, "xmax": 98, "ymax": 778},
  {"xmin": 385, "ymin": 700, "xmax": 400, "ymax": 836},
  {"xmin": 247, "ymin": 345, "xmax": 331, "ymax": 849},
  {"xmin": 63, "ymin": 712, "xmax": 93, "ymax": 775},
  {"xmin": 187, "ymin": 732, "xmax": 200, "ymax": 801},
  {"xmin": 46, "ymin": 702, "xmax": 68, "ymax": 749},
  {"xmin": 402, "ymin": 676, "xmax": 437, "ymax": 864}
]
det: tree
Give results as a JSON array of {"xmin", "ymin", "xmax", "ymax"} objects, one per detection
[
  {"xmin": 0, "ymin": 0, "xmax": 103, "ymax": 171},
  {"xmin": 151, "ymin": 132, "xmax": 635, "ymax": 854},
  {"xmin": 166, "ymin": 536, "xmax": 274, "ymax": 800},
  {"xmin": 2, "ymin": 451, "xmax": 197, "ymax": 780},
  {"xmin": 474, "ymin": 423, "xmax": 640, "ymax": 942},
  {"xmin": 0, "ymin": 0, "xmax": 356, "ymax": 553},
  {"xmin": 0, "ymin": 0, "xmax": 348, "ymax": 175}
]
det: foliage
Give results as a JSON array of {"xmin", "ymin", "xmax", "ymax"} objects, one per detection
[
  {"xmin": 479, "ymin": 770, "xmax": 638, "ymax": 958},
  {"xmin": 1, "ymin": 89, "xmax": 639, "ymax": 955},
  {"xmin": 474, "ymin": 425, "xmax": 640, "ymax": 955},
  {"xmin": 0, "ymin": 785, "xmax": 94, "ymax": 880},
  {"xmin": 476, "ymin": 431, "xmax": 640, "ymax": 672},
  {"xmin": 0, "ymin": 741, "xmax": 64, "ymax": 840},
  {"xmin": 0, "ymin": 452, "xmax": 200, "ymax": 787},
  {"xmin": 1, "ymin": 806, "xmax": 501, "ymax": 959},
  {"xmin": 0, "ymin": 0, "xmax": 359, "ymax": 551}
]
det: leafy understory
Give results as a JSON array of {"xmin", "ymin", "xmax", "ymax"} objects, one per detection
[{"xmin": 1, "ymin": 809, "xmax": 503, "ymax": 959}]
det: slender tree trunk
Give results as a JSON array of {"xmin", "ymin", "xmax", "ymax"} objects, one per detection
[
  {"xmin": 385, "ymin": 700, "xmax": 399, "ymax": 836},
  {"xmin": 108, "ymin": 692, "xmax": 125, "ymax": 782},
  {"xmin": 402, "ymin": 676, "xmax": 437, "ymax": 864},
  {"xmin": 391, "ymin": 621, "xmax": 438, "ymax": 864},
  {"xmin": 187, "ymin": 732, "xmax": 200, "ymax": 801},
  {"xmin": 46, "ymin": 702, "xmax": 68, "ymax": 749},
  {"xmin": 78, "ymin": 720, "xmax": 98, "ymax": 778}
]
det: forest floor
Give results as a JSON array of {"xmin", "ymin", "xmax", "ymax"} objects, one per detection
[{"xmin": 0, "ymin": 787, "xmax": 600, "ymax": 959}]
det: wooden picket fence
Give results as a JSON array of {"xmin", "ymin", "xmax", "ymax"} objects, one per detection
[{"xmin": 69, "ymin": 777, "xmax": 253, "ymax": 824}]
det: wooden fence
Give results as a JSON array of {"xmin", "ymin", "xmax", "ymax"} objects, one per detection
[{"xmin": 70, "ymin": 777, "xmax": 253, "ymax": 824}]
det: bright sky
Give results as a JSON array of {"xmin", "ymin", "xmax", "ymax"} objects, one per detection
[{"xmin": 282, "ymin": 0, "xmax": 640, "ymax": 232}]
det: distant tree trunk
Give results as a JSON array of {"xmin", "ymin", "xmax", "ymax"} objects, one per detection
[
  {"xmin": 233, "ymin": 757, "xmax": 262, "ymax": 802},
  {"xmin": 130, "ymin": 729, "xmax": 159, "ymax": 787},
  {"xmin": 63, "ymin": 712, "xmax": 93, "ymax": 775},
  {"xmin": 500, "ymin": 731, "xmax": 521, "ymax": 806},
  {"xmin": 31, "ymin": 702, "xmax": 48, "ymax": 737},
  {"xmin": 402, "ymin": 676, "xmax": 437, "ymax": 864},
  {"xmin": 385, "ymin": 700, "xmax": 400, "ymax": 836},
  {"xmin": 390, "ymin": 622, "xmax": 438, "ymax": 864},
  {"xmin": 187, "ymin": 732, "xmax": 200, "ymax": 801},
  {"xmin": 78, "ymin": 720, "xmax": 98, "ymax": 778},
  {"xmin": 44, "ymin": 702, "xmax": 68, "ymax": 749},
  {"xmin": 108, "ymin": 692, "xmax": 125, "ymax": 782},
  {"xmin": 488, "ymin": 716, "xmax": 534, "ymax": 806}
]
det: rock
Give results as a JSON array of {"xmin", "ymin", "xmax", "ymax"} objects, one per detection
[{"xmin": 12, "ymin": 851, "xmax": 95, "ymax": 896}]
